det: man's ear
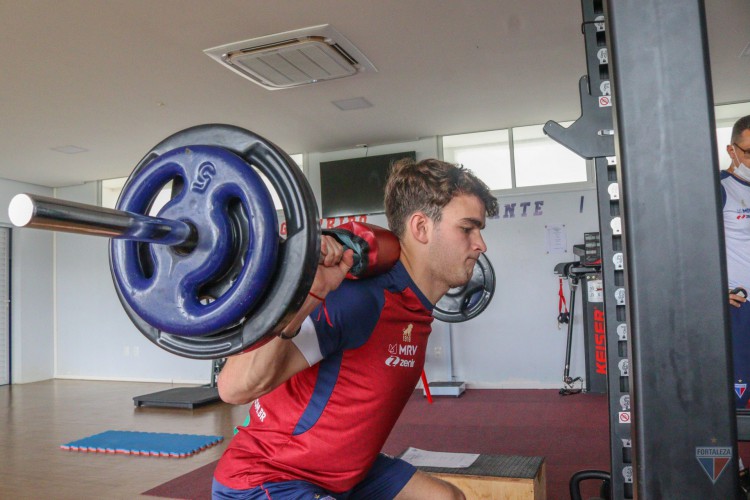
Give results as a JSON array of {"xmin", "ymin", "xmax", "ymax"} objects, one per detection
[
  {"xmin": 729, "ymin": 144, "xmax": 738, "ymax": 166},
  {"xmin": 407, "ymin": 212, "xmax": 431, "ymax": 244}
]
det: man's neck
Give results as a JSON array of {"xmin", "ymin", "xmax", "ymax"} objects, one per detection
[{"xmin": 398, "ymin": 251, "xmax": 448, "ymax": 305}]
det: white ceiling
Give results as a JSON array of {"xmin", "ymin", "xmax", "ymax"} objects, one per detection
[{"xmin": 2, "ymin": 0, "xmax": 749, "ymax": 188}]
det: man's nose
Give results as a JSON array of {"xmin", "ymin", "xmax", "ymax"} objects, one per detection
[{"xmin": 474, "ymin": 233, "xmax": 487, "ymax": 253}]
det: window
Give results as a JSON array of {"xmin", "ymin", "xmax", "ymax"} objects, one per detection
[
  {"xmin": 102, "ymin": 153, "xmax": 304, "ymax": 211},
  {"xmin": 442, "ymin": 130, "xmax": 512, "ymax": 190},
  {"xmin": 512, "ymin": 124, "xmax": 588, "ymax": 187},
  {"xmin": 441, "ymin": 122, "xmax": 590, "ymax": 193}
]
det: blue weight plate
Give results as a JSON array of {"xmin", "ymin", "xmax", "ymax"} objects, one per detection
[
  {"xmin": 111, "ymin": 145, "xmax": 278, "ymax": 336},
  {"xmin": 110, "ymin": 124, "xmax": 320, "ymax": 359}
]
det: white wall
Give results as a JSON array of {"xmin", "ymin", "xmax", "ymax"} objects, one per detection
[
  {"xmin": 446, "ymin": 189, "xmax": 597, "ymax": 387},
  {"xmin": 54, "ymin": 182, "xmax": 211, "ymax": 383},
  {"xmin": 0, "ymin": 180, "xmax": 55, "ymax": 383}
]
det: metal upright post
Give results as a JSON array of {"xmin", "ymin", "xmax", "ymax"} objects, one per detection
[{"xmin": 605, "ymin": 0, "xmax": 738, "ymax": 497}]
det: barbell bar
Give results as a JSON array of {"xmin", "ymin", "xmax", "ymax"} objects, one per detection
[{"xmin": 8, "ymin": 193, "xmax": 198, "ymax": 251}]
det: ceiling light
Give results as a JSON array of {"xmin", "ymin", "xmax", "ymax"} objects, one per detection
[
  {"xmin": 204, "ymin": 24, "xmax": 377, "ymax": 90},
  {"xmin": 332, "ymin": 97, "xmax": 373, "ymax": 111},
  {"xmin": 51, "ymin": 145, "xmax": 88, "ymax": 154}
]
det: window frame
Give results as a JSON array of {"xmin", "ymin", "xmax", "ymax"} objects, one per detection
[{"xmin": 439, "ymin": 124, "xmax": 596, "ymax": 197}]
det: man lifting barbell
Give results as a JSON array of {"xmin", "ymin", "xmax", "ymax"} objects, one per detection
[
  {"xmin": 212, "ymin": 157, "xmax": 499, "ymax": 500},
  {"xmin": 8, "ymin": 124, "xmax": 499, "ymax": 499}
]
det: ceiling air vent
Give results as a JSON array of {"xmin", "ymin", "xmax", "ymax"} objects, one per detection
[{"xmin": 204, "ymin": 24, "xmax": 377, "ymax": 90}]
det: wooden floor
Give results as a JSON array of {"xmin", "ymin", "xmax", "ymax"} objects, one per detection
[{"xmin": 0, "ymin": 379, "xmax": 246, "ymax": 499}]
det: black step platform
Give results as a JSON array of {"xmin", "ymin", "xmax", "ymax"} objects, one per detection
[
  {"xmin": 415, "ymin": 453, "xmax": 543, "ymax": 479},
  {"xmin": 133, "ymin": 386, "xmax": 221, "ymax": 409}
]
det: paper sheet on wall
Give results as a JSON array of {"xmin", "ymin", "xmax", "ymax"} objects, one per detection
[
  {"xmin": 400, "ymin": 447, "xmax": 480, "ymax": 468},
  {"xmin": 545, "ymin": 223, "xmax": 567, "ymax": 254}
]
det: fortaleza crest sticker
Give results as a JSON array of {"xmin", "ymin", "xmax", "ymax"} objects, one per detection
[
  {"xmin": 695, "ymin": 446, "xmax": 732, "ymax": 484},
  {"xmin": 735, "ymin": 383, "xmax": 747, "ymax": 399}
]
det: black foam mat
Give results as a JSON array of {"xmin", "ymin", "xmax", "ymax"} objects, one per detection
[{"xmin": 133, "ymin": 386, "xmax": 220, "ymax": 409}]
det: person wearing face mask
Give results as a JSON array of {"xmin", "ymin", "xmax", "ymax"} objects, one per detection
[
  {"xmin": 720, "ymin": 114, "xmax": 750, "ymax": 497},
  {"xmin": 721, "ymin": 115, "xmax": 750, "ymax": 405}
]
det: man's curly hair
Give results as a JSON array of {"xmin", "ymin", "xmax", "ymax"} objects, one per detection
[{"xmin": 384, "ymin": 158, "xmax": 498, "ymax": 238}]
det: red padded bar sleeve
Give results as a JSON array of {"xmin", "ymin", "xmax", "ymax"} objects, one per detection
[{"xmin": 335, "ymin": 221, "xmax": 401, "ymax": 279}]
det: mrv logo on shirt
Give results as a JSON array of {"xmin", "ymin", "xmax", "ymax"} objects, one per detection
[{"xmin": 386, "ymin": 343, "xmax": 418, "ymax": 367}]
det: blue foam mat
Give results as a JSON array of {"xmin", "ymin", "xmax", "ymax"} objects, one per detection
[{"xmin": 60, "ymin": 430, "xmax": 223, "ymax": 457}]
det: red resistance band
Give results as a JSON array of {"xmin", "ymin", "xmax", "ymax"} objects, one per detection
[
  {"xmin": 557, "ymin": 278, "xmax": 570, "ymax": 326},
  {"xmin": 421, "ymin": 370, "xmax": 433, "ymax": 404}
]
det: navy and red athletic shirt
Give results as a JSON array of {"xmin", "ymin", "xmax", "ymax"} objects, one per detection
[{"xmin": 215, "ymin": 261, "xmax": 435, "ymax": 493}]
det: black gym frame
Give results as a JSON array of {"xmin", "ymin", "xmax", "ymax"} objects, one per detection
[{"xmin": 605, "ymin": 0, "xmax": 739, "ymax": 498}]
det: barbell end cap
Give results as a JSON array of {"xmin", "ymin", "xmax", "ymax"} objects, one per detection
[{"xmin": 8, "ymin": 193, "xmax": 34, "ymax": 227}]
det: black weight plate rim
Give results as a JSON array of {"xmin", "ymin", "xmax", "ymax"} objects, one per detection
[
  {"xmin": 433, "ymin": 253, "xmax": 496, "ymax": 323},
  {"xmin": 109, "ymin": 124, "xmax": 320, "ymax": 359}
]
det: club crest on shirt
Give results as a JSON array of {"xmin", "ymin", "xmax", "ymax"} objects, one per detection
[
  {"xmin": 736, "ymin": 383, "xmax": 747, "ymax": 399},
  {"xmin": 403, "ymin": 324, "xmax": 413, "ymax": 342}
]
